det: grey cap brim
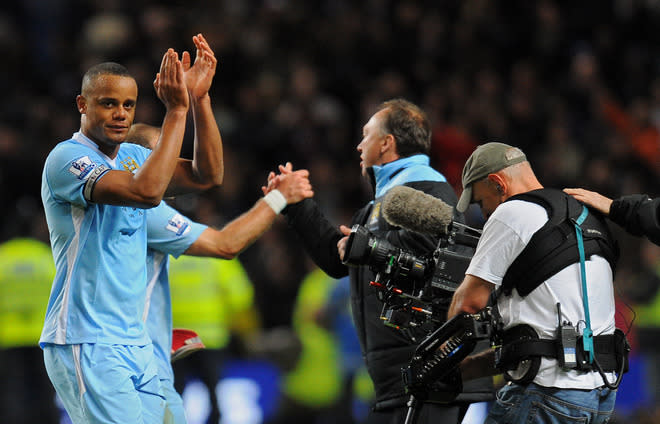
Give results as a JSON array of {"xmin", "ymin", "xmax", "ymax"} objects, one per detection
[{"xmin": 456, "ymin": 186, "xmax": 472, "ymax": 213}]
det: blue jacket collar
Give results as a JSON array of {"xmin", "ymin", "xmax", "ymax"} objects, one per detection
[{"xmin": 370, "ymin": 154, "xmax": 436, "ymax": 198}]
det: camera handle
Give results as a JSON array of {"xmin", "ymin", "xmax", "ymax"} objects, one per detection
[
  {"xmin": 401, "ymin": 310, "xmax": 495, "ymax": 424},
  {"xmin": 404, "ymin": 395, "xmax": 423, "ymax": 424}
]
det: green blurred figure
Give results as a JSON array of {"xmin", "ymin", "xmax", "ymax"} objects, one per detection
[
  {"xmin": 276, "ymin": 268, "xmax": 375, "ymax": 424},
  {"xmin": 168, "ymin": 254, "xmax": 260, "ymax": 423},
  {"xmin": 0, "ymin": 238, "xmax": 59, "ymax": 423}
]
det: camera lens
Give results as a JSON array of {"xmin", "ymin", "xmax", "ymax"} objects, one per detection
[
  {"xmin": 395, "ymin": 252, "xmax": 426, "ymax": 280},
  {"xmin": 367, "ymin": 238, "xmax": 398, "ymax": 268}
]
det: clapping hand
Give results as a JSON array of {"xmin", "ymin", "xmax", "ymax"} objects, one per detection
[{"xmin": 182, "ymin": 33, "xmax": 217, "ymax": 101}]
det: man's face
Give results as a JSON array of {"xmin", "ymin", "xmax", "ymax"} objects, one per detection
[
  {"xmin": 471, "ymin": 178, "xmax": 503, "ymax": 220},
  {"xmin": 357, "ymin": 109, "xmax": 388, "ymax": 176},
  {"xmin": 78, "ymin": 74, "xmax": 138, "ymax": 152}
]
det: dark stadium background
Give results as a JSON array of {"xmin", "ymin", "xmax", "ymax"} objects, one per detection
[{"xmin": 1, "ymin": 1, "xmax": 659, "ymax": 423}]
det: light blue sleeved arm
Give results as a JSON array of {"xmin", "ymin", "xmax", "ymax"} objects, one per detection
[
  {"xmin": 146, "ymin": 202, "xmax": 207, "ymax": 258},
  {"xmin": 43, "ymin": 142, "xmax": 111, "ymax": 207}
]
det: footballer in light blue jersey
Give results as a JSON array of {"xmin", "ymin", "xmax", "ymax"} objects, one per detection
[
  {"xmin": 143, "ymin": 202, "xmax": 206, "ymax": 423},
  {"xmin": 40, "ymin": 131, "xmax": 153, "ymax": 347},
  {"xmin": 40, "ymin": 48, "xmax": 218, "ymax": 424}
]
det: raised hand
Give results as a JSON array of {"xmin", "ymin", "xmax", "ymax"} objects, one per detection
[
  {"xmin": 277, "ymin": 169, "xmax": 314, "ymax": 204},
  {"xmin": 182, "ymin": 33, "xmax": 218, "ymax": 101},
  {"xmin": 154, "ymin": 48, "xmax": 189, "ymax": 111}
]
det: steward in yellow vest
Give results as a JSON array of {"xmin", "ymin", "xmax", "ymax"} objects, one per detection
[{"xmin": 0, "ymin": 237, "xmax": 58, "ymax": 423}]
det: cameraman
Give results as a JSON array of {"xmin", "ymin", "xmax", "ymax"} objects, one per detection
[
  {"xmin": 268, "ymin": 99, "xmax": 493, "ymax": 424},
  {"xmin": 448, "ymin": 142, "xmax": 623, "ymax": 423}
]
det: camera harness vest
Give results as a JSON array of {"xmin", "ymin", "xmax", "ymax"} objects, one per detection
[{"xmin": 490, "ymin": 188, "xmax": 630, "ymax": 388}]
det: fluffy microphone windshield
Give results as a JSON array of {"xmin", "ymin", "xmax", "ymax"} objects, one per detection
[{"xmin": 381, "ymin": 185, "xmax": 454, "ymax": 235}]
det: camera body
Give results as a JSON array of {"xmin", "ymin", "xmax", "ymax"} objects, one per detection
[{"xmin": 343, "ymin": 221, "xmax": 481, "ymax": 337}]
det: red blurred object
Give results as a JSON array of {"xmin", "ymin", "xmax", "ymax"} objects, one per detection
[
  {"xmin": 430, "ymin": 123, "xmax": 478, "ymax": 193},
  {"xmin": 171, "ymin": 328, "xmax": 205, "ymax": 362}
]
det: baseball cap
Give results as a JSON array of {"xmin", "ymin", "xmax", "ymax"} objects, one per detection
[{"xmin": 456, "ymin": 142, "xmax": 527, "ymax": 213}]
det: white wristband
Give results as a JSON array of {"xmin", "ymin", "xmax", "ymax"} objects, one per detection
[{"xmin": 263, "ymin": 189, "xmax": 287, "ymax": 214}]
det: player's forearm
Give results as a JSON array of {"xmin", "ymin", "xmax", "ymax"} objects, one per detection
[
  {"xmin": 216, "ymin": 200, "xmax": 277, "ymax": 257},
  {"xmin": 131, "ymin": 108, "xmax": 188, "ymax": 202},
  {"xmin": 185, "ymin": 200, "xmax": 277, "ymax": 259},
  {"xmin": 191, "ymin": 95, "xmax": 224, "ymax": 186}
]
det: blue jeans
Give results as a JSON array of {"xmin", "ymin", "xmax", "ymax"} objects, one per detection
[{"xmin": 485, "ymin": 382, "xmax": 616, "ymax": 424}]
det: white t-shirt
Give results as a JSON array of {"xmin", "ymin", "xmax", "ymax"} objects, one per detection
[{"xmin": 466, "ymin": 199, "xmax": 615, "ymax": 389}]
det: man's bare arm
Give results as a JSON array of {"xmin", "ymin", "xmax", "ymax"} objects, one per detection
[
  {"xmin": 184, "ymin": 33, "xmax": 223, "ymax": 186},
  {"xmin": 166, "ymin": 33, "xmax": 223, "ymax": 196},
  {"xmin": 184, "ymin": 168, "xmax": 313, "ymax": 258},
  {"xmin": 447, "ymin": 274, "xmax": 494, "ymax": 319}
]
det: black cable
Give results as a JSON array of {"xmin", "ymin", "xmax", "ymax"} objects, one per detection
[{"xmin": 591, "ymin": 353, "xmax": 625, "ymax": 390}]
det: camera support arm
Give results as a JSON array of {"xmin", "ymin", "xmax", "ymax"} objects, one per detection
[
  {"xmin": 402, "ymin": 308, "xmax": 494, "ymax": 394},
  {"xmin": 401, "ymin": 308, "xmax": 495, "ymax": 424}
]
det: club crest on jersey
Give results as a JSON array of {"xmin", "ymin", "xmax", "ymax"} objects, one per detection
[
  {"xmin": 166, "ymin": 213, "xmax": 190, "ymax": 236},
  {"xmin": 121, "ymin": 157, "xmax": 140, "ymax": 173},
  {"xmin": 368, "ymin": 202, "xmax": 381, "ymax": 226},
  {"xmin": 69, "ymin": 156, "xmax": 96, "ymax": 180}
]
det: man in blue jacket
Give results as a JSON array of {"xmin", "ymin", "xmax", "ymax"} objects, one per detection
[{"xmin": 268, "ymin": 99, "xmax": 493, "ymax": 424}]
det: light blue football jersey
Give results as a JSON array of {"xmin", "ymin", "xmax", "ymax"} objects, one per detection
[
  {"xmin": 40, "ymin": 132, "xmax": 154, "ymax": 346},
  {"xmin": 144, "ymin": 202, "xmax": 206, "ymax": 379}
]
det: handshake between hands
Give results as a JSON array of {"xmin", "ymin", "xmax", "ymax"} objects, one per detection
[{"xmin": 261, "ymin": 162, "xmax": 314, "ymax": 205}]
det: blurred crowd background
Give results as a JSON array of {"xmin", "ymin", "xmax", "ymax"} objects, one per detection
[{"xmin": 1, "ymin": 0, "xmax": 660, "ymax": 423}]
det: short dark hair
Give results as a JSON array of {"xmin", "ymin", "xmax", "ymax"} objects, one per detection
[
  {"xmin": 81, "ymin": 62, "xmax": 133, "ymax": 94},
  {"xmin": 376, "ymin": 98, "xmax": 431, "ymax": 157}
]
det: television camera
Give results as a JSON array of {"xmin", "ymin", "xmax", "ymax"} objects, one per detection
[
  {"xmin": 342, "ymin": 185, "xmax": 492, "ymax": 423},
  {"xmin": 343, "ymin": 213, "xmax": 482, "ymax": 340}
]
